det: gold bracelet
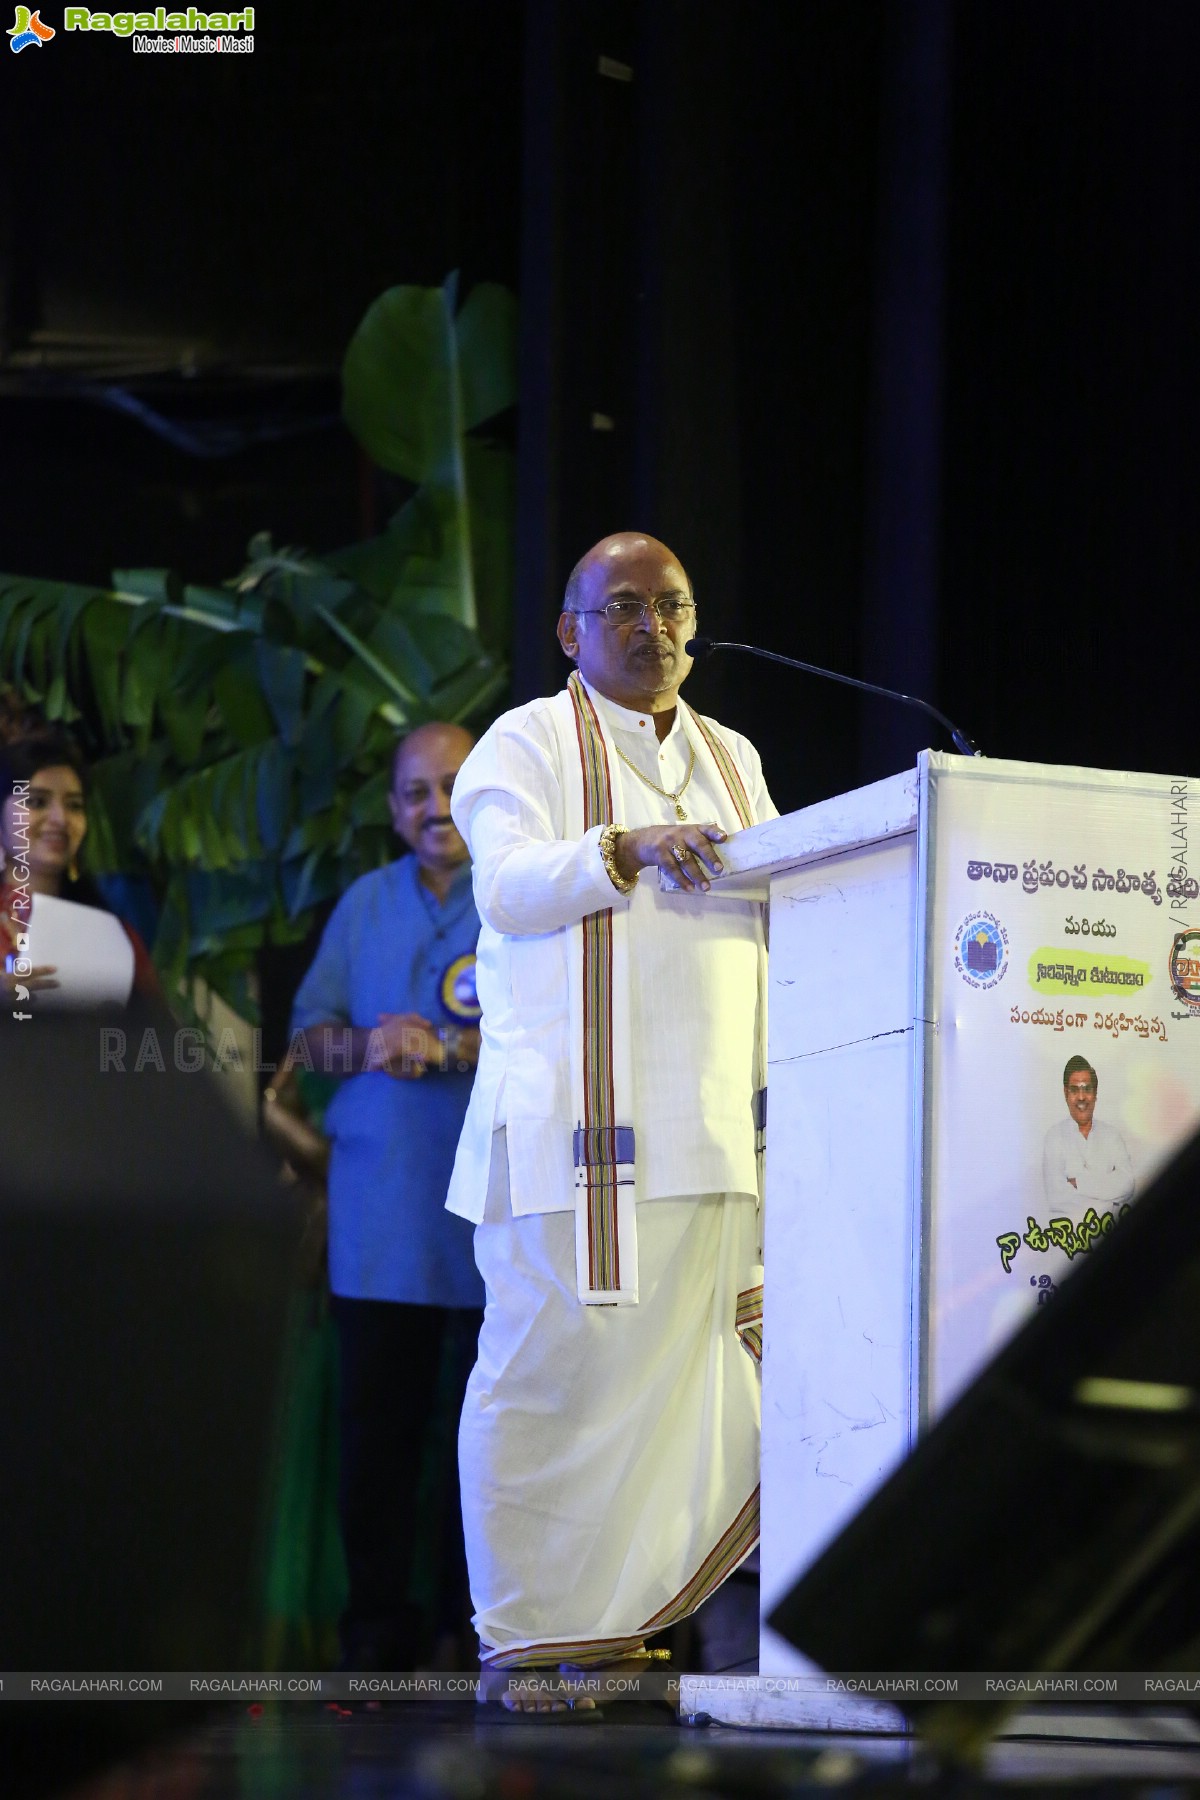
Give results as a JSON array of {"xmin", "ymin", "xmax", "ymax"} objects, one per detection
[{"xmin": 599, "ymin": 823, "xmax": 637, "ymax": 894}]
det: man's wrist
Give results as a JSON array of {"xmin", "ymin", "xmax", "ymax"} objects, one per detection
[{"xmin": 433, "ymin": 1024, "xmax": 480, "ymax": 1071}]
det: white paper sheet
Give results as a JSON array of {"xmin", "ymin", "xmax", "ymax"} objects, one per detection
[{"xmin": 23, "ymin": 892, "xmax": 135, "ymax": 1011}]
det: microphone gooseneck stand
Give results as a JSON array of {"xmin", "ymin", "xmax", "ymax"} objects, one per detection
[{"xmin": 684, "ymin": 636, "xmax": 982, "ymax": 758}]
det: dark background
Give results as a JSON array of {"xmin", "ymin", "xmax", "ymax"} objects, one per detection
[{"xmin": 2, "ymin": 0, "xmax": 1196, "ymax": 817}]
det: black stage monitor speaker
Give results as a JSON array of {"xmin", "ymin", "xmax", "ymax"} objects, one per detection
[
  {"xmin": 0, "ymin": 1017, "xmax": 303, "ymax": 1792},
  {"xmin": 769, "ymin": 1122, "xmax": 1200, "ymax": 1759}
]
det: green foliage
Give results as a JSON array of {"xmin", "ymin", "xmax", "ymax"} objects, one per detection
[{"xmin": 0, "ymin": 277, "xmax": 515, "ymax": 1017}]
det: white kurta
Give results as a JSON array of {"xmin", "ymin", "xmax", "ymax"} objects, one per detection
[
  {"xmin": 1042, "ymin": 1116, "xmax": 1135, "ymax": 1208},
  {"xmin": 447, "ymin": 678, "xmax": 777, "ymax": 1664},
  {"xmin": 446, "ymin": 679, "xmax": 777, "ymax": 1220}
]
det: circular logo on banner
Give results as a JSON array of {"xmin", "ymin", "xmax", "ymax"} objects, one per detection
[
  {"xmin": 954, "ymin": 911, "xmax": 1009, "ymax": 990},
  {"xmin": 1168, "ymin": 929, "xmax": 1200, "ymax": 1011},
  {"xmin": 440, "ymin": 952, "xmax": 481, "ymax": 1022}
]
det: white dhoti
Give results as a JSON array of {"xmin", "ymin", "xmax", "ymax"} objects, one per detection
[{"xmin": 461, "ymin": 1144, "xmax": 762, "ymax": 1667}]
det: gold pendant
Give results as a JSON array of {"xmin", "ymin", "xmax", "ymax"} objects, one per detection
[{"xmin": 675, "ymin": 802, "xmax": 687, "ymax": 821}]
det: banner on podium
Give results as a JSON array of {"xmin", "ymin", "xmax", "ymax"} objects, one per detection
[{"xmin": 923, "ymin": 754, "xmax": 1200, "ymax": 1414}]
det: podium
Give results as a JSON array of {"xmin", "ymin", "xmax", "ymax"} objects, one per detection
[{"xmin": 686, "ymin": 750, "xmax": 1199, "ymax": 1727}]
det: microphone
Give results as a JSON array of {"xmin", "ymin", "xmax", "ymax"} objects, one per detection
[{"xmin": 685, "ymin": 636, "xmax": 982, "ymax": 758}]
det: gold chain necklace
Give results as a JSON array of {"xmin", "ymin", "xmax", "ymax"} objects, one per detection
[{"xmin": 613, "ymin": 738, "xmax": 697, "ymax": 821}]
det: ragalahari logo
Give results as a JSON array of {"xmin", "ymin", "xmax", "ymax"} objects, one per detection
[{"xmin": 8, "ymin": 6, "xmax": 55, "ymax": 49}]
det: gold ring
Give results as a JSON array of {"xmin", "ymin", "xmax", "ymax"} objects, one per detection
[{"xmin": 672, "ymin": 845, "xmax": 687, "ymax": 862}]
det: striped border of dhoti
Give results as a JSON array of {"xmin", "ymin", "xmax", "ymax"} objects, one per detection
[
  {"xmin": 568, "ymin": 670, "xmax": 622, "ymax": 1292},
  {"xmin": 688, "ymin": 710, "xmax": 755, "ymax": 829},
  {"xmin": 639, "ymin": 1486, "xmax": 761, "ymax": 1633},
  {"xmin": 736, "ymin": 1283, "xmax": 764, "ymax": 1363},
  {"xmin": 479, "ymin": 1634, "xmax": 649, "ymax": 1671}
]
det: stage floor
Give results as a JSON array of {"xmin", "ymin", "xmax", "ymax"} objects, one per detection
[{"xmin": 47, "ymin": 1703, "xmax": 1200, "ymax": 1799}]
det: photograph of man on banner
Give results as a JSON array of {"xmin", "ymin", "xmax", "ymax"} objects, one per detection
[{"xmin": 1043, "ymin": 1054, "xmax": 1135, "ymax": 1210}]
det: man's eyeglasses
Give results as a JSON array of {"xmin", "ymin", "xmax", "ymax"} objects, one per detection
[
  {"xmin": 1066, "ymin": 1082, "xmax": 1096, "ymax": 1096},
  {"xmin": 568, "ymin": 596, "xmax": 696, "ymax": 627}
]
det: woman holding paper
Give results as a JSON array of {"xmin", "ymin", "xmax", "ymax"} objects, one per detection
[{"xmin": 1, "ymin": 727, "xmax": 160, "ymax": 1009}]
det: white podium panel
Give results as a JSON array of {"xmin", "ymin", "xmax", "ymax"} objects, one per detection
[{"xmin": 759, "ymin": 835, "xmax": 920, "ymax": 1671}]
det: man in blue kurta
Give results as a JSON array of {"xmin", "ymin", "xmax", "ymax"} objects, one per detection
[{"xmin": 291, "ymin": 721, "xmax": 484, "ymax": 1670}]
